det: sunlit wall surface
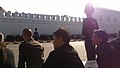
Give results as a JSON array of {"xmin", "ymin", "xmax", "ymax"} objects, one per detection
[{"xmin": 0, "ymin": 7, "xmax": 120, "ymax": 36}]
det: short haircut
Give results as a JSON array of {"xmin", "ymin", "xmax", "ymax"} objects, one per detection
[
  {"xmin": 53, "ymin": 27, "xmax": 70, "ymax": 43},
  {"xmin": 35, "ymin": 28, "xmax": 37, "ymax": 31},
  {"xmin": 94, "ymin": 29, "xmax": 108, "ymax": 42},
  {"xmin": 0, "ymin": 32, "xmax": 4, "ymax": 41},
  {"xmin": 23, "ymin": 28, "xmax": 32, "ymax": 37}
]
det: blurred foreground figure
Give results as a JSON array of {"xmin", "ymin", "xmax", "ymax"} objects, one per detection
[
  {"xmin": 108, "ymin": 30, "xmax": 120, "ymax": 68},
  {"xmin": 92, "ymin": 29, "xmax": 119, "ymax": 68},
  {"xmin": 0, "ymin": 32, "xmax": 15, "ymax": 68},
  {"xmin": 42, "ymin": 27, "xmax": 85, "ymax": 68}
]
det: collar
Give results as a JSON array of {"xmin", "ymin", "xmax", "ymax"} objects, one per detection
[
  {"xmin": 25, "ymin": 38, "xmax": 34, "ymax": 42},
  {"xmin": 55, "ymin": 42, "xmax": 69, "ymax": 50}
]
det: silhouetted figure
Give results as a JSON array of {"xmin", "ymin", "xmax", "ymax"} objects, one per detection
[
  {"xmin": 42, "ymin": 27, "xmax": 85, "ymax": 68},
  {"xmin": 109, "ymin": 31, "xmax": 120, "ymax": 51},
  {"xmin": 92, "ymin": 29, "xmax": 118, "ymax": 68},
  {"xmin": 33, "ymin": 28, "xmax": 39, "ymax": 41},
  {"xmin": 18, "ymin": 28, "xmax": 44, "ymax": 68},
  {"xmin": 108, "ymin": 30, "xmax": 120, "ymax": 68},
  {"xmin": 82, "ymin": 3, "xmax": 99, "ymax": 68},
  {"xmin": 0, "ymin": 32, "xmax": 15, "ymax": 68}
]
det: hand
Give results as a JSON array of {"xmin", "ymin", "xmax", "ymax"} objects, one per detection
[{"xmin": 85, "ymin": 60, "xmax": 98, "ymax": 68}]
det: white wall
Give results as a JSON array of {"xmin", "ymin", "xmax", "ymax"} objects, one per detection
[
  {"xmin": 93, "ymin": 8, "xmax": 120, "ymax": 34},
  {"xmin": 0, "ymin": 17, "xmax": 82, "ymax": 36},
  {"xmin": 0, "ymin": 8, "xmax": 120, "ymax": 36}
]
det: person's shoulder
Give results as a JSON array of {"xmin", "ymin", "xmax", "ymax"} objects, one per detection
[
  {"xmin": 6, "ymin": 48, "xmax": 14, "ymax": 56},
  {"xmin": 83, "ymin": 17, "xmax": 97, "ymax": 22},
  {"xmin": 6, "ymin": 48, "xmax": 13, "ymax": 52},
  {"xmin": 89, "ymin": 17, "xmax": 97, "ymax": 22},
  {"xmin": 64, "ymin": 45, "xmax": 78, "ymax": 55},
  {"xmin": 28, "ymin": 40, "xmax": 44, "ymax": 50},
  {"xmin": 83, "ymin": 18, "xmax": 87, "ymax": 21},
  {"xmin": 108, "ymin": 38, "xmax": 120, "ymax": 44},
  {"xmin": 69, "ymin": 46, "xmax": 78, "ymax": 54},
  {"xmin": 114, "ymin": 37, "xmax": 120, "ymax": 43},
  {"xmin": 32, "ymin": 40, "xmax": 42, "ymax": 46},
  {"xmin": 63, "ymin": 46, "xmax": 80, "ymax": 60},
  {"xmin": 19, "ymin": 41, "xmax": 25, "ymax": 47}
]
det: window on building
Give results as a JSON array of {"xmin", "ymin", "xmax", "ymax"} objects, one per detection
[
  {"xmin": 99, "ymin": 15, "xmax": 102, "ymax": 21},
  {"xmin": 107, "ymin": 16, "xmax": 110, "ymax": 22},
  {"xmin": 114, "ymin": 17, "xmax": 117, "ymax": 22}
]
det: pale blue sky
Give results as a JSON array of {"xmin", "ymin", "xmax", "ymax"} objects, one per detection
[{"xmin": 0, "ymin": 0, "xmax": 119, "ymax": 17}]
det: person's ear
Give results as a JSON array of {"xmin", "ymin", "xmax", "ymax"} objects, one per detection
[{"xmin": 59, "ymin": 37, "xmax": 63, "ymax": 41}]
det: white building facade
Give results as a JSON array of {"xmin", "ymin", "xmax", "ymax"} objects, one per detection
[
  {"xmin": 0, "ymin": 8, "xmax": 120, "ymax": 36},
  {"xmin": 93, "ymin": 8, "xmax": 120, "ymax": 34}
]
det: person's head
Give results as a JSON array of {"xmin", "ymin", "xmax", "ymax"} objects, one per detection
[
  {"xmin": 35, "ymin": 28, "xmax": 37, "ymax": 31},
  {"xmin": 92, "ymin": 29, "xmax": 108, "ymax": 45},
  {"xmin": 0, "ymin": 32, "xmax": 4, "ymax": 42},
  {"xmin": 22, "ymin": 28, "xmax": 33, "ymax": 41},
  {"xmin": 84, "ymin": 3, "xmax": 95, "ymax": 17},
  {"xmin": 53, "ymin": 27, "xmax": 70, "ymax": 49}
]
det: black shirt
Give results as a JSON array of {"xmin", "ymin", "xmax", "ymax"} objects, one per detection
[
  {"xmin": 18, "ymin": 39, "xmax": 44, "ymax": 68},
  {"xmin": 42, "ymin": 43, "xmax": 85, "ymax": 68}
]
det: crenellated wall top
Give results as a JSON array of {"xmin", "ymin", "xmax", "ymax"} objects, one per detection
[{"xmin": 0, "ymin": 11, "xmax": 82, "ymax": 22}]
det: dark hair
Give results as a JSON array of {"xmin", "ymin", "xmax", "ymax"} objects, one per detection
[
  {"xmin": 35, "ymin": 28, "xmax": 37, "ymax": 31},
  {"xmin": 94, "ymin": 29, "xmax": 108, "ymax": 42},
  {"xmin": 53, "ymin": 27, "xmax": 70, "ymax": 43},
  {"xmin": 23, "ymin": 28, "xmax": 32, "ymax": 37}
]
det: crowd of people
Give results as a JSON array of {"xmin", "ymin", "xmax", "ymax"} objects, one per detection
[
  {"xmin": 82, "ymin": 3, "xmax": 120, "ymax": 68},
  {"xmin": 0, "ymin": 3, "xmax": 120, "ymax": 68},
  {"xmin": 5, "ymin": 33, "xmax": 83, "ymax": 42},
  {"xmin": 4, "ymin": 31, "xmax": 117, "ymax": 42}
]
